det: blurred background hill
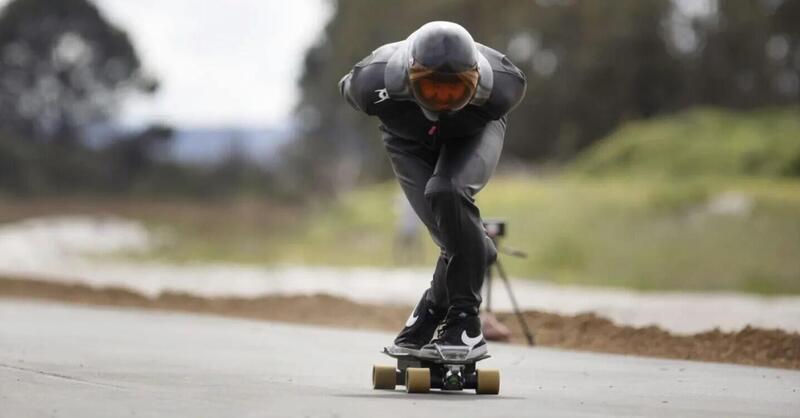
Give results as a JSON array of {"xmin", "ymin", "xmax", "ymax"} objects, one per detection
[
  {"xmin": 0, "ymin": 0, "xmax": 798, "ymax": 294},
  {"xmin": 572, "ymin": 106, "xmax": 800, "ymax": 178}
]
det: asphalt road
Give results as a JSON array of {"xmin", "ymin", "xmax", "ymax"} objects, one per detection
[{"xmin": 1, "ymin": 300, "xmax": 798, "ymax": 417}]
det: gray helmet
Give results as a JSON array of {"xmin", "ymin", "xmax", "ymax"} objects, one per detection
[{"xmin": 408, "ymin": 22, "xmax": 480, "ymax": 115}]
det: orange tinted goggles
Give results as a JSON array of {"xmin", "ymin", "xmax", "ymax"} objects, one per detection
[{"xmin": 409, "ymin": 64, "xmax": 479, "ymax": 112}]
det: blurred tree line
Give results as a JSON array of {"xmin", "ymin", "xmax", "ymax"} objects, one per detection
[
  {"xmin": 1, "ymin": 0, "xmax": 798, "ymax": 199},
  {"xmin": 282, "ymin": 0, "xmax": 800, "ymax": 194},
  {"xmin": 0, "ymin": 0, "xmax": 277, "ymax": 197}
]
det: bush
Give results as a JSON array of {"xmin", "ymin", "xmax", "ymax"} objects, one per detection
[{"xmin": 570, "ymin": 107, "xmax": 800, "ymax": 178}]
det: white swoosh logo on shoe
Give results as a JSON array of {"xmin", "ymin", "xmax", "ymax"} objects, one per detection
[
  {"xmin": 405, "ymin": 313, "xmax": 419, "ymax": 327},
  {"xmin": 461, "ymin": 331, "xmax": 483, "ymax": 347}
]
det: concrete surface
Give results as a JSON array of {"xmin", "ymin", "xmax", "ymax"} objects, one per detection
[{"xmin": 0, "ymin": 300, "xmax": 798, "ymax": 418}]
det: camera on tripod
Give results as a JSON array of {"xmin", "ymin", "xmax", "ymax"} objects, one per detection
[
  {"xmin": 480, "ymin": 218, "xmax": 535, "ymax": 345},
  {"xmin": 482, "ymin": 219, "xmax": 506, "ymax": 239}
]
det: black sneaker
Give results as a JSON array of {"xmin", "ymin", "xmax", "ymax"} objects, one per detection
[
  {"xmin": 420, "ymin": 309, "xmax": 487, "ymax": 361},
  {"xmin": 389, "ymin": 291, "xmax": 445, "ymax": 356}
]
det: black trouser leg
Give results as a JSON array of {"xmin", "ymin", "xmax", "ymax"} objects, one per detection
[{"xmin": 383, "ymin": 119, "xmax": 505, "ymax": 315}]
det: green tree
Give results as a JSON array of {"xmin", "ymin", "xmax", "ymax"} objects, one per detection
[
  {"xmin": 0, "ymin": 0, "xmax": 155, "ymax": 143},
  {"xmin": 690, "ymin": 0, "xmax": 800, "ymax": 108}
]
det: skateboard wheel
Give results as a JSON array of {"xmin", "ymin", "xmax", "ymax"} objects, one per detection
[
  {"xmin": 476, "ymin": 369, "xmax": 500, "ymax": 395},
  {"xmin": 405, "ymin": 367, "xmax": 430, "ymax": 393},
  {"xmin": 372, "ymin": 365, "xmax": 396, "ymax": 390}
]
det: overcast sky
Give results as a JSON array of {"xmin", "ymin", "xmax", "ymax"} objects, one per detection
[{"xmin": 0, "ymin": 0, "xmax": 333, "ymax": 128}]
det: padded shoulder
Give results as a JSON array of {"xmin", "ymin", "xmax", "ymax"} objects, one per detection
[
  {"xmin": 476, "ymin": 44, "xmax": 527, "ymax": 118},
  {"xmin": 356, "ymin": 41, "xmax": 403, "ymax": 68}
]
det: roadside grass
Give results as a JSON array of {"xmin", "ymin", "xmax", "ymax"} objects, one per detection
[
  {"xmin": 268, "ymin": 176, "xmax": 800, "ymax": 294},
  {"xmin": 0, "ymin": 197, "xmax": 304, "ymax": 264},
  {"xmin": 1, "ymin": 176, "xmax": 798, "ymax": 294},
  {"xmin": 477, "ymin": 176, "xmax": 800, "ymax": 294},
  {"xmin": 163, "ymin": 176, "xmax": 800, "ymax": 294}
]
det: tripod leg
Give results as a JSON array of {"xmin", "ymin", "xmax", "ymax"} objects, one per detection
[
  {"xmin": 494, "ymin": 259, "xmax": 536, "ymax": 346},
  {"xmin": 485, "ymin": 264, "xmax": 493, "ymax": 313}
]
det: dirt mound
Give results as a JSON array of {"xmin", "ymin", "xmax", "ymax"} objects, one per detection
[
  {"xmin": 497, "ymin": 311, "xmax": 799, "ymax": 369},
  {"xmin": 2, "ymin": 276, "xmax": 798, "ymax": 370}
]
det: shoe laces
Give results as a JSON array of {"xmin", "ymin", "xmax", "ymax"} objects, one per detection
[
  {"xmin": 434, "ymin": 311, "xmax": 468, "ymax": 340},
  {"xmin": 434, "ymin": 322, "xmax": 450, "ymax": 340}
]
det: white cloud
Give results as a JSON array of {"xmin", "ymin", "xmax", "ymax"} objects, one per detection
[{"xmin": 0, "ymin": 0, "xmax": 333, "ymax": 127}]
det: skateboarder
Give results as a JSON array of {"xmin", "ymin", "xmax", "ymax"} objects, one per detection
[{"xmin": 339, "ymin": 21, "xmax": 526, "ymax": 360}]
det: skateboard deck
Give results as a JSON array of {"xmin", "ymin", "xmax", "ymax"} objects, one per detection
[{"xmin": 372, "ymin": 346, "xmax": 500, "ymax": 394}]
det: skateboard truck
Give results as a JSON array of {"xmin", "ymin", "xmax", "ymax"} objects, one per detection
[
  {"xmin": 444, "ymin": 365, "xmax": 466, "ymax": 390},
  {"xmin": 373, "ymin": 347, "xmax": 500, "ymax": 394}
]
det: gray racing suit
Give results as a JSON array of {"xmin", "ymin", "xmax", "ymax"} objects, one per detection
[{"xmin": 339, "ymin": 40, "xmax": 526, "ymax": 314}]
